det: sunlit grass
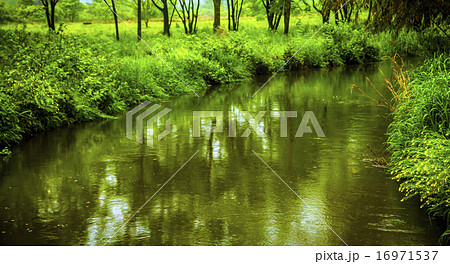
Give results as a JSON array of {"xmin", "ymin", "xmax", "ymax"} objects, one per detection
[{"xmin": 387, "ymin": 54, "xmax": 450, "ymax": 244}]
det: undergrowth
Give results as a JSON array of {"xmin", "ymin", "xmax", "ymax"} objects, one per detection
[{"xmin": 1, "ymin": 22, "xmax": 449, "ymax": 155}]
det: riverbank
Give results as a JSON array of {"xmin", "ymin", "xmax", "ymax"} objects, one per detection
[
  {"xmin": 1, "ymin": 23, "xmax": 449, "ymax": 154},
  {"xmin": 386, "ymin": 54, "xmax": 450, "ymax": 244}
]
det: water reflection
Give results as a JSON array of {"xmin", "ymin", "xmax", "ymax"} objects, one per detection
[{"xmin": 0, "ymin": 61, "xmax": 443, "ymax": 245}]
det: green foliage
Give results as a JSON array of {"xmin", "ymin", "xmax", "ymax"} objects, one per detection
[
  {"xmin": 323, "ymin": 24, "xmax": 380, "ymax": 64},
  {"xmin": 0, "ymin": 19, "xmax": 446, "ymax": 153},
  {"xmin": 0, "ymin": 147, "xmax": 12, "ymax": 156},
  {"xmin": 17, "ymin": 5, "xmax": 44, "ymax": 22},
  {"xmin": 0, "ymin": 1, "xmax": 17, "ymax": 23},
  {"xmin": 0, "ymin": 28, "xmax": 127, "ymax": 149},
  {"xmin": 371, "ymin": 28, "xmax": 450, "ymax": 57},
  {"xmin": 59, "ymin": 0, "xmax": 85, "ymax": 22},
  {"xmin": 388, "ymin": 54, "xmax": 450, "ymax": 244},
  {"xmin": 369, "ymin": 0, "xmax": 450, "ymax": 32}
]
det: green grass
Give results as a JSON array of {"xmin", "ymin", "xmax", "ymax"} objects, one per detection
[{"xmin": 387, "ymin": 54, "xmax": 450, "ymax": 244}]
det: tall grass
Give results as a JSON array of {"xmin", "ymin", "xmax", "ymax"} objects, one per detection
[
  {"xmin": 355, "ymin": 54, "xmax": 450, "ymax": 244},
  {"xmin": 351, "ymin": 54, "xmax": 411, "ymax": 112}
]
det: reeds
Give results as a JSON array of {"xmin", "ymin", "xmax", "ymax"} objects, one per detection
[{"xmin": 350, "ymin": 54, "xmax": 411, "ymax": 112}]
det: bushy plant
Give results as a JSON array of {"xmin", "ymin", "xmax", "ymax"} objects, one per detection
[
  {"xmin": 0, "ymin": 28, "xmax": 127, "ymax": 150},
  {"xmin": 388, "ymin": 54, "xmax": 450, "ymax": 244},
  {"xmin": 324, "ymin": 24, "xmax": 380, "ymax": 64}
]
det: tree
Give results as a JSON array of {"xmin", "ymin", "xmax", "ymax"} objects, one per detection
[
  {"xmin": 0, "ymin": 1, "xmax": 13, "ymax": 23},
  {"xmin": 283, "ymin": 0, "xmax": 290, "ymax": 34},
  {"xmin": 117, "ymin": 0, "xmax": 156, "ymax": 28},
  {"xmin": 365, "ymin": 0, "xmax": 372, "ymax": 25},
  {"xmin": 369, "ymin": 0, "xmax": 450, "ymax": 35},
  {"xmin": 19, "ymin": 0, "xmax": 35, "ymax": 6},
  {"xmin": 170, "ymin": 0, "xmax": 200, "ymax": 34},
  {"xmin": 151, "ymin": 0, "xmax": 175, "ymax": 36},
  {"xmin": 111, "ymin": 0, "xmax": 119, "ymax": 40},
  {"xmin": 137, "ymin": 0, "xmax": 141, "ymax": 41},
  {"xmin": 312, "ymin": 0, "xmax": 332, "ymax": 24},
  {"xmin": 89, "ymin": 0, "xmax": 110, "ymax": 21},
  {"xmin": 103, "ymin": 0, "xmax": 120, "ymax": 40},
  {"xmin": 312, "ymin": 0, "xmax": 360, "ymax": 25},
  {"xmin": 60, "ymin": 0, "xmax": 84, "ymax": 22},
  {"xmin": 335, "ymin": 0, "xmax": 360, "ymax": 24},
  {"xmin": 213, "ymin": 0, "xmax": 220, "ymax": 30},
  {"xmin": 142, "ymin": 0, "xmax": 157, "ymax": 28},
  {"xmin": 227, "ymin": 0, "xmax": 244, "ymax": 31},
  {"xmin": 17, "ymin": 0, "xmax": 43, "ymax": 22},
  {"xmin": 41, "ymin": 0, "xmax": 59, "ymax": 30},
  {"xmin": 262, "ymin": 0, "xmax": 283, "ymax": 30}
]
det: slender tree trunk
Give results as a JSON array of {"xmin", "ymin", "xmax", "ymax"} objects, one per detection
[
  {"xmin": 50, "ymin": 3, "xmax": 56, "ymax": 30},
  {"xmin": 227, "ymin": 0, "xmax": 231, "ymax": 30},
  {"xmin": 213, "ymin": 0, "xmax": 220, "ymax": 30},
  {"xmin": 111, "ymin": 0, "xmax": 119, "ymax": 40},
  {"xmin": 230, "ymin": 0, "xmax": 235, "ymax": 30},
  {"xmin": 275, "ymin": 13, "xmax": 282, "ymax": 29},
  {"xmin": 44, "ymin": 4, "xmax": 52, "ymax": 29},
  {"xmin": 137, "ymin": 0, "xmax": 142, "ymax": 41},
  {"xmin": 367, "ymin": 0, "xmax": 373, "ymax": 24},
  {"xmin": 284, "ymin": 0, "xmax": 291, "ymax": 34},
  {"xmin": 236, "ymin": 0, "xmax": 243, "ymax": 30},
  {"xmin": 194, "ymin": 0, "xmax": 200, "ymax": 33},
  {"xmin": 267, "ymin": 12, "xmax": 274, "ymax": 30},
  {"xmin": 348, "ymin": 6, "xmax": 353, "ymax": 23},
  {"xmin": 163, "ymin": 3, "xmax": 170, "ymax": 36}
]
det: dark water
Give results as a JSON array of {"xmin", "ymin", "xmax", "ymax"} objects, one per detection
[{"xmin": 0, "ymin": 60, "xmax": 443, "ymax": 245}]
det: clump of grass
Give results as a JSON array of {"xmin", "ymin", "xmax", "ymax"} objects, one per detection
[
  {"xmin": 352, "ymin": 54, "xmax": 450, "ymax": 244},
  {"xmin": 388, "ymin": 54, "xmax": 450, "ymax": 153}
]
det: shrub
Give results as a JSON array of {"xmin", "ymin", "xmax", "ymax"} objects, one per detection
[{"xmin": 0, "ymin": 29, "xmax": 126, "ymax": 150}]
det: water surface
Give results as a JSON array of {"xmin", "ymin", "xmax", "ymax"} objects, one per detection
[{"xmin": 0, "ymin": 60, "xmax": 443, "ymax": 245}]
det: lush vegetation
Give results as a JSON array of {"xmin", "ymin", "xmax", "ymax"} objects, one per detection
[
  {"xmin": 2, "ymin": 18, "xmax": 449, "ymax": 155},
  {"xmin": 0, "ymin": 0, "xmax": 449, "ymax": 246},
  {"xmin": 385, "ymin": 55, "xmax": 450, "ymax": 244}
]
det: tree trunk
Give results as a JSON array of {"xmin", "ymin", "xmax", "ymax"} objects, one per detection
[
  {"xmin": 267, "ymin": 11, "xmax": 274, "ymax": 30},
  {"xmin": 194, "ymin": 0, "xmax": 200, "ymax": 33},
  {"xmin": 137, "ymin": 0, "xmax": 142, "ymax": 41},
  {"xmin": 213, "ymin": 0, "xmax": 220, "ymax": 30},
  {"xmin": 230, "ymin": 0, "xmax": 235, "ymax": 30},
  {"xmin": 323, "ymin": 11, "xmax": 329, "ymax": 23},
  {"xmin": 367, "ymin": 0, "xmax": 373, "ymax": 24},
  {"xmin": 111, "ymin": 0, "xmax": 119, "ymax": 40},
  {"xmin": 50, "ymin": 2, "xmax": 56, "ymax": 30},
  {"xmin": 348, "ymin": 6, "xmax": 353, "ymax": 23},
  {"xmin": 44, "ymin": 4, "xmax": 52, "ymax": 29},
  {"xmin": 284, "ymin": 0, "xmax": 291, "ymax": 34},
  {"xmin": 275, "ymin": 13, "xmax": 282, "ymax": 29},
  {"xmin": 227, "ymin": 0, "xmax": 231, "ymax": 30},
  {"xmin": 163, "ymin": 3, "xmax": 170, "ymax": 36}
]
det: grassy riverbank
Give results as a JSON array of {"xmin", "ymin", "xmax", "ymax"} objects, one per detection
[
  {"xmin": 386, "ymin": 54, "xmax": 450, "ymax": 244},
  {"xmin": 1, "ymin": 20, "xmax": 449, "ymax": 154}
]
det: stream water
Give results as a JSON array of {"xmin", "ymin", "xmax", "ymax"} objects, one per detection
[{"xmin": 0, "ymin": 60, "xmax": 443, "ymax": 245}]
